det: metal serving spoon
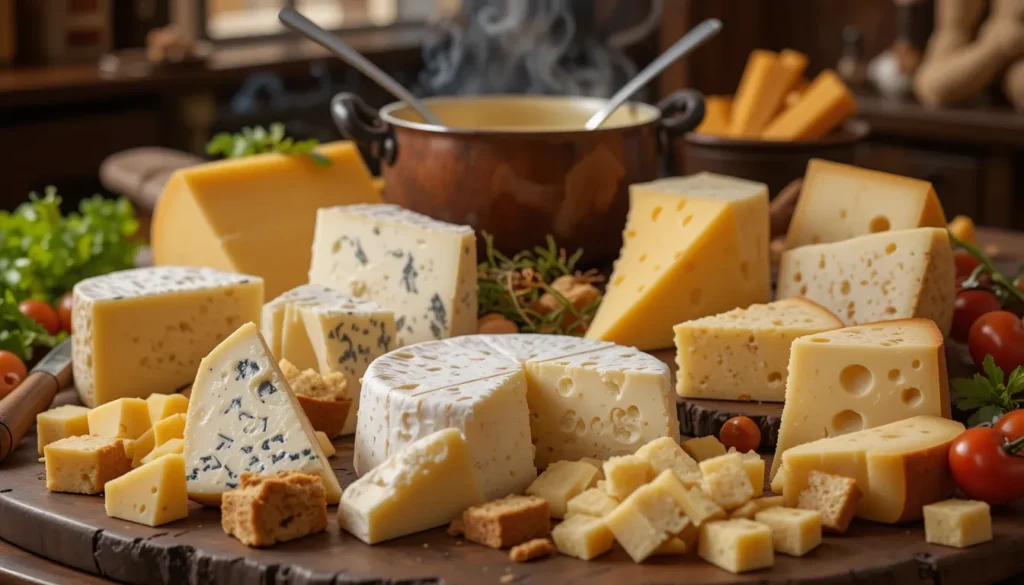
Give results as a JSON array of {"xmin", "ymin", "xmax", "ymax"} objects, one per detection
[
  {"xmin": 584, "ymin": 18, "xmax": 723, "ymax": 130},
  {"xmin": 279, "ymin": 7, "xmax": 445, "ymax": 126}
]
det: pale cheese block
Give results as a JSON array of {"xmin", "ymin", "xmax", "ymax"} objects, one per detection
[
  {"xmin": 770, "ymin": 319, "xmax": 950, "ymax": 479},
  {"xmin": 923, "ymin": 499, "xmax": 992, "ymax": 548},
  {"xmin": 338, "ymin": 428, "xmax": 483, "ymax": 544},
  {"xmin": 104, "ymin": 453, "xmax": 189, "ymax": 527},
  {"xmin": 585, "ymin": 173, "xmax": 770, "ymax": 350},
  {"xmin": 152, "ymin": 142, "xmax": 380, "ymax": 298},
  {"xmin": 147, "ymin": 394, "xmax": 189, "ymax": 423},
  {"xmin": 777, "ymin": 227, "xmax": 956, "ymax": 336},
  {"xmin": 781, "ymin": 416, "xmax": 964, "ymax": 523},
  {"xmin": 183, "ymin": 322, "xmax": 341, "ymax": 506},
  {"xmin": 786, "ymin": 159, "xmax": 946, "ymax": 249},
  {"xmin": 308, "ymin": 204, "xmax": 477, "ymax": 347},
  {"xmin": 674, "ymin": 298, "xmax": 843, "ymax": 401},
  {"xmin": 37, "ymin": 405, "xmax": 91, "ymax": 455},
  {"xmin": 72, "ymin": 267, "xmax": 264, "ymax": 407}
]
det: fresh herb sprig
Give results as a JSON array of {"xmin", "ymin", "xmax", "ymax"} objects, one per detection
[
  {"xmin": 477, "ymin": 233, "xmax": 602, "ymax": 335},
  {"xmin": 951, "ymin": 232, "xmax": 1024, "ymax": 310},
  {"xmin": 0, "ymin": 289, "xmax": 62, "ymax": 361},
  {"xmin": 952, "ymin": 355, "xmax": 1024, "ymax": 426},
  {"xmin": 206, "ymin": 123, "xmax": 331, "ymax": 167}
]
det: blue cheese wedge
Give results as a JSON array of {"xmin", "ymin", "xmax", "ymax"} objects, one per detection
[
  {"xmin": 183, "ymin": 322, "xmax": 341, "ymax": 506},
  {"xmin": 307, "ymin": 204, "xmax": 477, "ymax": 346}
]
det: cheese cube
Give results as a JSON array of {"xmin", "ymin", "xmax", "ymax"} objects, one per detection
[
  {"xmin": 87, "ymin": 398, "xmax": 151, "ymax": 440},
  {"xmin": 585, "ymin": 173, "xmax": 770, "ymax": 350},
  {"xmin": 728, "ymin": 49, "xmax": 807, "ymax": 137},
  {"xmin": 184, "ymin": 322, "xmax": 341, "ymax": 506},
  {"xmin": 702, "ymin": 452, "xmax": 765, "ymax": 495},
  {"xmin": 635, "ymin": 436, "xmax": 702, "ymax": 487},
  {"xmin": 314, "ymin": 431, "xmax": 335, "ymax": 458},
  {"xmin": 731, "ymin": 496, "xmax": 784, "ymax": 519},
  {"xmin": 526, "ymin": 461, "xmax": 599, "ymax": 518},
  {"xmin": 674, "ymin": 298, "xmax": 842, "ymax": 401},
  {"xmin": 777, "ymin": 228, "xmax": 955, "ymax": 335},
  {"xmin": 923, "ymin": 499, "xmax": 992, "ymax": 548},
  {"xmin": 652, "ymin": 537, "xmax": 689, "ymax": 556},
  {"xmin": 786, "ymin": 159, "xmax": 946, "ymax": 249},
  {"xmin": 152, "ymin": 413, "xmax": 185, "ymax": 446},
  {"xmin": 682, "ymin": 435, "xmax": 727, "ymax": 462},
  {"xmin": 762, "ymin": 69, "xmax": 856, "ymax": 141},
  {"xmin": 308, "ymin": 204, "xmax": 477, "ymax": 346},
  {"xmin": 755, "ymin": 507, "xmax": 821, "ymax": 556},
  {"xmin": 677, "ymin": 486, "xmax": 727, "ymax": 526},
  {"xmin": 782, "ymin": 416, "xmax": 964, "ymax": 523},
  {"xmin": 131, "ymin": 428, "xmax": 156, "ymax": 468},
  {"xmin": 702, "ymin": 460, "xmax": 755, "ymax": 510},
  {"xmin": 45, "ymin": 436, "xmax": 131, "ymax": 494},
  {"xmin": 602, "ymin": 455, "xmax": 652, "ymax": 499},
  {"xmin": 152, "ymin": 142, "xmax": 380, "ymax": 298},
  {"xmin": 550, "ymin": 514, "xmax": 614, "ymax": 560},
  {"xmin": 146, "ymin": 394, "xmax": 189, "ymax": 423},
  {"xmin": 771, "ymin": 467, "xmax": 786, "ymax": 495},
  {"xmin": 578, "ymin": 458, "xmax": 605, "ymax": 479},
  {"xmin": 698, "ymin": 519, "xmax": 775, "ymax": 574},
  {"xmin": 770, "ymin": 319, "xmax": 952, "ymax": 479},
  {"xmin": 104, "ymin": 453, "xmax": 188, "ymax": 527},
  {"xmin": 142, "ymin": 438, "xmax": 183, "ymax": 465},
  {"xmin": 567, "ymin": 488, "xmax": 619, "ymax": 518},
  {"xmin": 37, "ymin": 405, "xmax": 91, "ymax": 454},
  {"xmin": 338, "ymin": 428, "xmax": 484, "ymax": 544},
  {"xmin": 604, "ymin": 470, "xmax": 692, "ymax": 562},
  {"xmin": 72, "ymin": 267, "xmax": 264, "ymax": 407}
]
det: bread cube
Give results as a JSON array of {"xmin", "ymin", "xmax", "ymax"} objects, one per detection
[
  {"xmin": 702, "ymin": 460, "xmax": 755, "ymax": 510},
  {"xmin": 44, "ymin": 435, "xmax": 131, "ymax": 494},
  {"xmin": 222, "ymin": 471, "xmax": 327, "ymax": 547},
  {"xmin": 797, "ymin": 470, "xmax": 860, "ymax": 534},
  {"xmin": 461, "ymin": 495, "xmax": 550, "ymax": 549}
]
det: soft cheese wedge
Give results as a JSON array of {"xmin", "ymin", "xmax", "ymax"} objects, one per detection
[
  {"xmin": 355, "ymin": 334, "xmax": 678, "ymax": 500},
  {"xmin": 781, "ymin": 416, "xmax": 964, "ymax": 523},
  {"xmin": 339, "ymin": 428, "xmax": 484, "ymax": 544},
  {"xmin": 183, "ymin": 322, "xmax": 341, "ymax": 506},
  {"xmin": 152, "ymin": 142, "xmax": 380, "ymax": 298},
  {"xmin": 785, "ymin": 159, "xmax": 946, "ymax": 248},
  {"xmin": 308, "ymin": 204, "xmax": 477, "ymax": 347},
  {"xmin": 770, "ymin": 319, "xmax": 950, "ymax": 479},
  {"xmin": 585, "ymin": 173, "xmax": 770, "ymax": 350},
  {"xmin": 674, "ymin": 298, "xmax": 843, "ymax": 401},
  {"xmin": 776, "ymin": 227, "xmax": 956, "ymax": 336},
  {"xmin": 72, "ymin": 267, "xmax": 264, "ymax": 407}
]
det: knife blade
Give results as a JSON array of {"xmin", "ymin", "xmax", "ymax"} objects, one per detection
[{"xmin": 0, "ymin": 339, "xmax": 74, "ymax": 463}]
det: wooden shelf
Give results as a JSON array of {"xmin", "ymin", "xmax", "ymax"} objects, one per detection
[{"xmin": 854, "ymin": 95, "xmax": 1024, "ymax": 148}]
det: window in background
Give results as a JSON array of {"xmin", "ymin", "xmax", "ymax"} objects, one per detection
[{"xmin": 204, "ymin": 0, "xmax": 460, "ymax": 40}]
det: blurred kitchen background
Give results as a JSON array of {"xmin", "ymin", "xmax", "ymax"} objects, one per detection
[{"xmin": 0, "ymin": 0, "xmax": 1022, "ymax": 229}]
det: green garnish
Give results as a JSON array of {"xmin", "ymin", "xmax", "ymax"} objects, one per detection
[
  {"xmin": 206, "ymin": 123, "xmax": 331, "ymax": 167},
  {"xmin": 0, "ymin": 290, "xmax": 62, "ymax": 361},
  {"xmin": 952, "ymin": 355, "xmax": 1024, "ymax": 426},
  {"xmin": 477, "ymin": 233, "xmax": 602, "ymax": 335},
  {"xmin": 950, "ymin": 232, "xmax": 1024, "ymax": 309}
]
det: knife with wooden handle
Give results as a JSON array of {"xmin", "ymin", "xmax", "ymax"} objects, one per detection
[{"xmin": 0, "ymin": 339, "xmax": 73, "ymax": 463}]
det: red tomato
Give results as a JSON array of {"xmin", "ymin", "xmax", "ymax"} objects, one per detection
[
  {"xmin": 955, "ymin": 250, "xmax": 982, "ymax": 280},
  {"xmin": 949, "ymin": 426, "xmax": 1024, "ymax": 505},
  {"xmin": 18, "ymin": 299, "xmax": 60, "ymax": 335},
  {"xmin": 968, "ymin": 311, "xmax": 1024, "ymax": 374},
  {"xmin": 995, "ymin": 410, "xmax": 1024, "ymax": 442},
  {"xmin": 0, "ymin": 351, "xmax": 27, "ymax": 400},
  {"xmin": 719, "ymin": 416, "xmax": 761, "ymax": 453},
  {"xmin": 57, "ymin": 293, "xmax": 73, "ymax": 333},
  {"xmin": 951, "ymin": 289, "xmax": 1001, "ymax": 342}
]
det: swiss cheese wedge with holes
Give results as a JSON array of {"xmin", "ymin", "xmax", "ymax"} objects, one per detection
[
  {"xmin": 674, "ymin": 298, "xmax": 843, "ymax": 401},
  {"xmin": 776, "ymin": 227, "xmax": 956, "ymax": 336},
  {"xmin": 585, "ymin": 173, "xmax": 770, "ymax": 350},
  {"xmin": 769, "ymin": 319, "xmax": 950, "ymax": 480}
]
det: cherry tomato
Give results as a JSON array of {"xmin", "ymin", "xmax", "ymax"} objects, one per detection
[
  {"xmin": 18, "ymin": 299, "xmax": 60, "ymax": 335},
  {"xmin": 995, "ymin": 410, "xmax": 1024, "ymax": 442},
  {"xmin": 949, "ymin": 426, "xmax": 1024, "ymax": 505},
  {"xmin": 969, "ymin": 311, "xmax": 1024, "ymax": 373},
  {"xmin": 955, "ymin": 250, "xmax": 982, "ymax": 280},
  {"xmin": 951, "ymin": 289, "xmax": 1001, "ymax": 342},
  {"xmin": 1015, "ymin": 275, "xmax": 1024, "ymax": 294},
  {"xmin": 719, "ymin": 416, "xmax": 761, "ymax": 453},
  {"xmin": 57, "ymin": 293, "xmax": 73, "ymax": 333},
  {"xmin": 0, "ymin": 351, "xmax": 27, "ymax": 400}
]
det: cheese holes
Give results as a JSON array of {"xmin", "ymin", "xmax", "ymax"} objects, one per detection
[
  {"xmin": 613, "ymin": 275, "xmax": 625, "ymax": 286},
  {"xmin": 831, "ymin": 409, "xmax": 864, "ymax": 434},
  {"xmin": 809, "ymin": 337, "xmax": 830, "ymax": 343},
  {"xmin": 396, "ymin": 383, "xmax": 419, "ymax": 391},
  {"xmin": 767, "ymin": 371, "xmax": 783, "ymax": 387},
  {"xmin": 869, "ymin": 216, "xmax": 890, "ymax": 233},
  {"xmin": 638, "ymin": 253, "xmax": 648, "ymax": 263},
  {"xmin": 676, "ymin": 200, "xmax": 686, "ymax": 211},
  {"xmin": 912, "ymin": 359, "xmax": 922, "ymax": 369},
  {"xmin": 681, "ymin": 215, "xmax": 693, "ymax": 227},
  {"xmin": 839, "ymin": 209, "xmax": 848, "ymax": 219},
  {"xmin": 885, "ymin": 243, "xmax": 897, "ymax": 255},
  {"xmin": 794, "ymin": 272, "xmax": 803, "ymax": 283},
  {"xmin": 651, "ymin": 206, "xmax": 663, "ymax": 221},
  {"xmin": 626, "ymin": 229, "xmax": 637, "ymax": 239},
  {"xmin": 840, "ymin": 280, "xmax": 851, "ymax": 295},
  {"xmin": 901, "ymin": 387, "xmax": 923, "ymax": 407},
  {"xmin": 839, "ymin": 364, "xmax": 873, "ymax": 396},
  {"xmin": 556, "ymin": 376, "xmax": 576, "ymax": 397},
  {"xmin": 888, "ymin": 369, "xmax": 903, "ymax": 383}
]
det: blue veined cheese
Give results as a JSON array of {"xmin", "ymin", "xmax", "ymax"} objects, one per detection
[
  {"xmin": 72, "ymin": 266, "xmax": 264, "ymax": 407},
  {"xmin": 307, "ymin": 204, "xmax": 477, "ymax": 347},
  {"xmin": 261, "ymin": 283, "xmax": 351, "ymax": 366},
  {"xmin": 183, "ymin": 322, "xmax": 341, "ymax": 506}
]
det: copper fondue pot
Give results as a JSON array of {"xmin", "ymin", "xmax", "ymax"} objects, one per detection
[{"xmin": 331, "ymin": 91, "xmax": 704, "ymax": 265}]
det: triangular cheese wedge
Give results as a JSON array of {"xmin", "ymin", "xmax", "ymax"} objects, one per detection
[
  {"xmin": 769, "ymin": 318, "xmax": 950, "ymax": 480},
  {"xmin": 184, "ymin": 322, "xmax": 341, "ymax": 505},
  {"xmin": 104, "ymin": 453, "xmax": 188, "ymax": 527},
  {"xmin": 674, "ymin": 298, "xmax": 843, "ymax": 401},
  {"xmin": 585, "ymin": 173, "xmax": 770, "ymax": 350}
]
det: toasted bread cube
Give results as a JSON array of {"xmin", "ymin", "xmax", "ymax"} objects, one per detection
[
  {"xmin": 636, "ymin": 436, "xmax": 702, "ymax": 487},
  {"xmin": 462, "ymin": 495, "xmax": 550, "ymax": 549},
  {"xmin": 222, "ymin": 472, "xmax": 327, "ymax": 547},
  {"xmin": 604, "ymin": 470, "xmax": 692, "ymax": 562},
  {"xmin": 703, "ymin": 460, "xmax": 755, "ymax": 510},
  {"xmin": 731, "ymin": 496, "xmax": 785, "ymax": 519},
  {"xmin": 551, "ymin": 514, "xmax": 614, "ymax": 560},
  {"xmin": 44, "ymin": 436, "xmax": 131, "ymax": 494},
  {"xmin": 87, "ymin": 398, "xmax": 151, "ymax": 440},
  {"xmin": 567, "ymin": 488, "xmax": 619, "ymax": 518},
  {"xmin": 602, "ymin": 455, "xmax": 652, "ymax": 499},
  {"xmin": 682, "ymin": 435, "xmax": 727, "ymax": 462},
  {"xmin": 679, "ymin": 486, "xmax": 727, "ymax": 526},
  {"xmin": 923, "ymin": 499, "xmax": 992, "ymax": 548},
  {"xmin": 797, "ymin": 470, "xmax": 860, "ymax": 534},
  {"xmin": 508, "ymin": 538, "xmax": 555, "ymax": 562},
  {"xmin": 527, "ymin": 461, "xmax": 599, "ymax": 518},
  {"xmin": 755, "ymin": 507, "xmax": 822, "ymax": 556},
  {"xmin": 37, "ymin": 405, "xmax": 91, "ymax": 455},
  {"xmin": 698, "ymin": 519, "xmax": 774, "ymax": 574}
]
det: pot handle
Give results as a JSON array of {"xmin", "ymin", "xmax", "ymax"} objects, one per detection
[
  {"xmin": 330, "ymin": 92, "xmax": 397, "ymax": 173},
  {"xmin": 655, "ymin": 89, "xmax": 704, "ymax": 176}
]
